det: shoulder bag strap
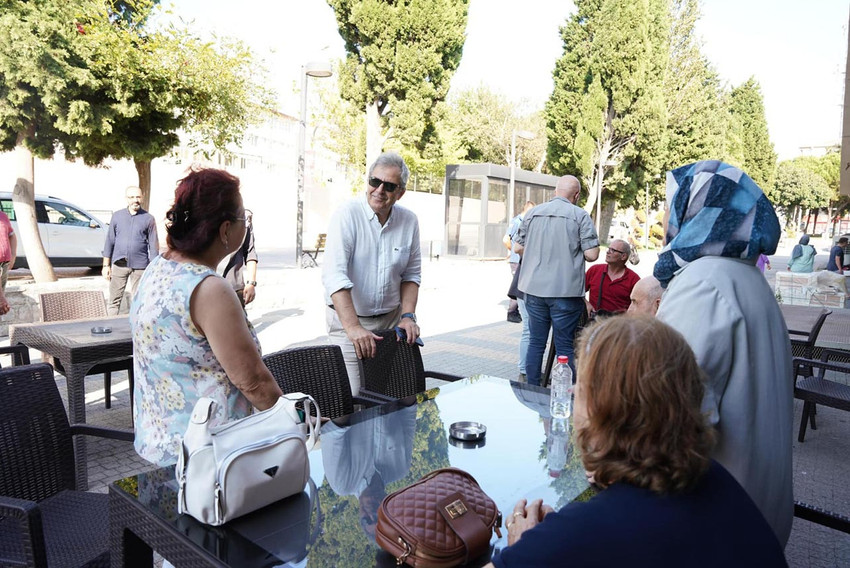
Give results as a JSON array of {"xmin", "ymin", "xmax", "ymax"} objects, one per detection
[{"xmin": 596, "ymin": 267, "xmax": 606, "ymax": 310}]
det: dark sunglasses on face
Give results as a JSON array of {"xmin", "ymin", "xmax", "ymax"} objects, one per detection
[
  {"xmin": 607, "ymin": 247, "xmax": 627, "ymax": 255},
  {"xmin": 368, "ymin": 177, "xmax": 402, "ymax": 193}
]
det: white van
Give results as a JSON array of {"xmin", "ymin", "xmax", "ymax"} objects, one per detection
[{"xmin": 0, "ymin": 193, "xmax": 108, "ymax": 270}]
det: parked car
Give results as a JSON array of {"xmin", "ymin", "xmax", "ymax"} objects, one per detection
[{"xmin": 0, "ymin": 193, "xmax": 108, "ymax": 270}]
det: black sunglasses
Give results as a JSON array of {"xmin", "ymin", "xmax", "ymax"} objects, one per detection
[
  {"xmin": 607, "ymin": 247, "xmax": 627, "ymax": 255},
  {"xmin": 368, "ymin": 177, "xmax": 402, "ymax": 193}
]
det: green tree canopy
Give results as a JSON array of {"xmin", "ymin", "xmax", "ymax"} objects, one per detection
[
  {"xmin": 663, "ymin": 0, "xmax": 726, "ymax": 170},
  {"xmin": 546, "ymin": 0, "xmax": 670, "ymax": 222},
  {"xmin": 771, "ymin": 161, "xmax": 831, "ymax": 217},
  {"xmin": 0, "ymin": 0, "xmax": 271, "ymax": 281},
  {"xmin": 328, "ymin": 0, "xmax": 469, "ymax": 168},
  {"xmin": 444, "ymin": 86, "xmax": 547, "ymax": 171},
  {"xmin": 729, "ymin": 77, "xmax": 777, "ymax": 192}
]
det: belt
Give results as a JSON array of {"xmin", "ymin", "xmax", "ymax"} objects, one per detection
[{"xmin": 327, "ymin": 305, "xmax": 394, "ymax": 319}]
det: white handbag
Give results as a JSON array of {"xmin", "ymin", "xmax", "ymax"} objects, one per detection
[{"xmin": 176, "ymin": 392, "xmax": 320, "ymax": 526}]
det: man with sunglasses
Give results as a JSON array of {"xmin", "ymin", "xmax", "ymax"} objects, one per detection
[
  {"xmin": 584, "ymin": 239, "xmax": 640, "ymax": 318},
  {"xmin": 323, "ymin": 152, "xmax": 422, "ymax": 395}
]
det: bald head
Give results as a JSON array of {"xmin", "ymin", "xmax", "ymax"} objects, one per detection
[
  {"xmin": 628, "ymin": 276, "xmax": 663, "ymax": 316},
  {"xmin": 555, "ymin": 175, "xmax": 581, "ymax": 204}
]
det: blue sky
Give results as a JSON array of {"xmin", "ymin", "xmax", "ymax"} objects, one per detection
[{"xmin": 166, "ymin": 0, "xmax": 849, "ymax": 161}]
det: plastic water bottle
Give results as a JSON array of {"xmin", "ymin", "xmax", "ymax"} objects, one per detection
[
  {"xmin": 547, "ymin": 418, "xmax": 569, "ymax": 478},
  {"xmin": 550, "ymin": 355, "xmax": 573, "ymax": 419}
]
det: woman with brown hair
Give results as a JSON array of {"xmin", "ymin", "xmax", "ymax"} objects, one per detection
[
  {"xmin": 487, "ymin": 316, "xmax": 786, "ymax": 567},
  {"xmin": 130, "ymin": 167, "xmax": 283, "ymax": 467}
]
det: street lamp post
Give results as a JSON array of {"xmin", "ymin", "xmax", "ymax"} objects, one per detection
[
  {"xmin": 296, "ymin": 61, "xmax": 332, "ymax": 268},
  {"xmin": 509, "ymin": 130, "xmax": 535, "ymax": 222}
]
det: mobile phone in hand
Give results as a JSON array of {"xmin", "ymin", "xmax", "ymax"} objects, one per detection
[{"xmin": 395, "ymin": 326, "xmax": 425, "ymax": 346}]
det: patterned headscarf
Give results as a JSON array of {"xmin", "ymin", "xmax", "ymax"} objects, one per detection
[{"xmin": 653, "ymin": 160, "xmax": 781, "ymax": 288}]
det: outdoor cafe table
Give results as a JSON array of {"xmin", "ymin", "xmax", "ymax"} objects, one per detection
[
  {"xmin": 10, "ymin": 315, "xmax": 133, "ymax": 489},
  {"xmin": 109, "ymin": 376, "xmax": 591, "ymax": 567}
]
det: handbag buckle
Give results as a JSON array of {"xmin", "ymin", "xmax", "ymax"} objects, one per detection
[
  {"xmin": 444, "ymin": 499, "xmax": 468, "ymax": 519},
  {"xmin": 396, "ymin": 537, "xmax": 411, "ymax": 565}
]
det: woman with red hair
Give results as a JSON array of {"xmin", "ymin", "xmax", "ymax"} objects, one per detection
[{"xmin": 130, "ymin": 167, "xmax": 282, "ymax": 467}]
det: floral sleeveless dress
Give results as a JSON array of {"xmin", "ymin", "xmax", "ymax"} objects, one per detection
[{"xmin": 129, "ymin": 255, "xmax": 257, "ymax": 466}]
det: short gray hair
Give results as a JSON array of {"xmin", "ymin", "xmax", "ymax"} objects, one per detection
[{"xmin": 368, "ymin": 152, "xmax": 410, "ymax": 188}]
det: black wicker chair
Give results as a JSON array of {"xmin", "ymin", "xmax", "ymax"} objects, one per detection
[
  {"xmin": 358, "ymin": 329, "xmax": 463, "ymax": 401},
  {"xmin": 39, "ymin": 290, "xmax": 134, "ymax": 410},
  {"xmin": 788, "ymin": 308, "xmax": 832, "ymax": 360},
  {"xmin": 792, "ymin": 351, "xmax": 850, "ymax": 442},
  {"xmin": 0, "ymin": 344, "xmax": 30, "ymax": 367},
  {"xmin": 262, "ymin": 345, "xmax": 381, "ymax": 420},
  {"xmin": 0, "ymin": 363, "xmax": 134, "ymax": 568}
]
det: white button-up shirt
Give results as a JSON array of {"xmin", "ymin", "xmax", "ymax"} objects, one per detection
[{"xmin": 322, "ymin": 194, "xmax": 421, "ymax": 315}]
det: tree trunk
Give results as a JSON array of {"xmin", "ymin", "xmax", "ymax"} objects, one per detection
[
  {"xmin": 134, "ymin": 159, "xmax": 152, "ymax": 210},
  {"xmin": 599, "ymin": 200, "xmax": 616, "ymax": 246},
  {"xmin": 13, "ymin": 132, "xmax": 56, "ymax": 283},
  {"xmin": 366, "ymin": 101, "xmax": 382, "ymax": 174}
]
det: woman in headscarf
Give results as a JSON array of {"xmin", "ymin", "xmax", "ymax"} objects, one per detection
[
  {"xmin": 653, "ymin": 160, "xmax": 793, "ymax": 547},
  {"xmin": 787, "ymin": 234, "xmax": 817, "ymax": 272}
]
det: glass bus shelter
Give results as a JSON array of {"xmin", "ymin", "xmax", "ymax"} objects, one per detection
[{"xmin": 444, "ymin": 163, "xmax": 560, "ymax": 258}]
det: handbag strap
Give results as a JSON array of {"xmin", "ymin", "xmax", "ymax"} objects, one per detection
[
  {"xmin": 437, "ymin": 491, "xmax": 490, "ymax": 564},
  {"xmin": 595, "ymin": 267, "xmax": 606, "ymax": 310},
  {"xmin": 282, "ymin": 392, "xmax": 321, "ymax": 450}
]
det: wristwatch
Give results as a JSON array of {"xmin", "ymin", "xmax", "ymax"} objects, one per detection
[
  {"xmin": 246, "ymin": 280, "xmax": 257, "ymax": 286},
  {"xmin": 401, "ymin": 312, "xmax": 417, "ymax": 323}
]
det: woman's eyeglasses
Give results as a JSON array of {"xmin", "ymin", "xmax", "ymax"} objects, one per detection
[{"xmin": 368, "ymin": 177, "xmax": 401, "ymax": 193}]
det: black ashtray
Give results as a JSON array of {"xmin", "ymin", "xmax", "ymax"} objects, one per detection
[
  {"xmin": 91, "ymin": 326, "xmax": 112, "ymax": 335},
  {"xmin": 449, "ymin": 421, "xmax": 486, "ymax": 441}
]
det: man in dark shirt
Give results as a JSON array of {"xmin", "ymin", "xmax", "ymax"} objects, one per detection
[
  {"xmin": 827, "ymin": 236, "xmax": 848, "ymax": 273},
  {"xmin": 102, "ymin": 186, "xmax": 159, "ymax": 314},
  {"xmin": 221, "ymin": 209, "xmax": 258, "ymax": 307}
]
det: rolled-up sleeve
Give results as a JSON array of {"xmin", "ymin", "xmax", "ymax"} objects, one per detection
[
  {"xmin": 322, "ymin": 208, "xmax": 354, "ymax": 299},
  {"xmin": 400, "ymin": 219, "xmax": 421, "ymax": 285},
  {"xmin": 579, "ymin": 213, "xmax": 599, "ymax": 250}
]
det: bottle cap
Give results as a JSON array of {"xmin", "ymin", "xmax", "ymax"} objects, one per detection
[{"xmin": 556, "ymin": 355, "xmax": 569, "ymax": 364}]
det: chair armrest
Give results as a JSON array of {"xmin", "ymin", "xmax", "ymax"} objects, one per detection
[
  {"xmin": 424, "ymin": 371, "xmax": 464, "ymax": 383},
  {"xmin": 820, "ymin": 348, "xmax": 850, "ymax": 364},
  {"xmin": 794, "ymin": 501, "xmax": 850, "ymax": 534},
  {"xmin": 356, "ymin": 390, "xmax": 394, "ymax": 405},
  {"xmin": 70, "ymin": 423, "xmax": 135, "ymax": 442},
  {"xmin": 0, "ymin": 495, "xmax": 48, "ymax": 567},
  {"xmin": 787, "ymin": 329, "xmax": 810, "ymax": 337},
  {"xmin": 792, "ymin": 356, "xmax": 850, "ymax": 381},
  {"xmin": 0, "ymin": 344, "xmax": 31, "ymax": 366}
]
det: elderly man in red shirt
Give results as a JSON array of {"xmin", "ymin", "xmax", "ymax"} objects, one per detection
[{"xmin": 585, "ymin": 239, "xmax": 640, "ymax": 317}]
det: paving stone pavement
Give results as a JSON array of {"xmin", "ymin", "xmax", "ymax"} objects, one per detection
[{"xmin": 10, "ymin": 253, "xmax": 850, "ymax": 567}]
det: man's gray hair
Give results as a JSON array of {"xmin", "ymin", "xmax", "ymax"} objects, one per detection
[{"xmin": 368, "ymin": 152, "xmax": 410, "ymax": 188}]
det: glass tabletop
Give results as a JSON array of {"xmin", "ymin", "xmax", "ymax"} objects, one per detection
[{"xmin": 112, "ymin": 376, "xmax": 592, "ymax": 567}]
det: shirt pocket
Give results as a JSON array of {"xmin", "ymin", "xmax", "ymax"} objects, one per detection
[{"xmin": 392, "ymin": 245, "xmax": 411, "ymax": 268}]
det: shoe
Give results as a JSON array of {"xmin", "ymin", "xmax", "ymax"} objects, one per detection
[
  {"xmin": 507, "ymin": 311, "xmax": 522, "ymax": 323},
  {"xmin": 517, "ymin": 373, "xmax": 527, "ymax": 383}
]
